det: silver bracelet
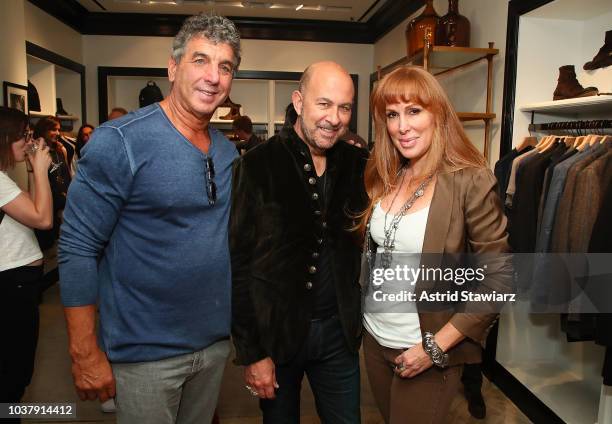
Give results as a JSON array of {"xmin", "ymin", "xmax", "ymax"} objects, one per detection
[{"xmin": 422, "ymin": 332, "xmax": 449, "ymax": 368}]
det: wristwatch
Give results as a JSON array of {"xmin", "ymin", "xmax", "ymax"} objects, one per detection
[{"xmin": 422, "ymin": 332, "xmax": 449, "ymax": 368}]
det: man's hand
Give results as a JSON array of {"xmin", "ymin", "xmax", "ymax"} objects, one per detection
[
  {"xmin": 244, "ymin": 357, "xmax": 278, "ymax": 399},
  {"xmin": 71, "ymin": 347, "xmax": 116, "ymax": 402},
  {"xmin": 64, "ymin": 306, "xmax": 115, "ymax": 402}
]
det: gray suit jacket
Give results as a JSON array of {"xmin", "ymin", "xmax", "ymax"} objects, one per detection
[{"xmin": 535, "ymin": 147, "xmax": 589, "ymax": 253}]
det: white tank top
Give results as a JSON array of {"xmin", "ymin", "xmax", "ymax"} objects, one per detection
[{"xmin": 363, "ymin": 201, "xmax": 430, "ymax": 349}]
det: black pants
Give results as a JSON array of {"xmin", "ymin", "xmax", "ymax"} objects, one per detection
[
  {"xmin": 0, "ymin": 265, "xmax": 43, "ymax": 423},
  {"xmin": 260, "ymin": 316, "xmax": 361, "ymax": 424},
  {"xmin": 461, "ymin": 363, "xmax": 483, "ymax": 395}
]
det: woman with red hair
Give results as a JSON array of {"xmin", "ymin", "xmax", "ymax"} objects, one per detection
[{"xmin": 358, "ymin": 66, "xmax": 511, "ymax": 423}]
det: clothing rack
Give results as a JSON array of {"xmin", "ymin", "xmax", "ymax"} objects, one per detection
[{"xmin": 528, "ymin": 119, "xmax": 612, "ymax": 134}]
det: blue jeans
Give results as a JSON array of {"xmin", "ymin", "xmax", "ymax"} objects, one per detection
[
  {"xmin": 112, "ymin": 339, "xmax": 230, "ymax": 424},
  {"xmin": 260, "ymin": 315, "xmax": 361, "ymax": 423}
]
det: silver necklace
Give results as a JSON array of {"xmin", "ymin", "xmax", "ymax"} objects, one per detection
[{"xmin": 381, "ymin": 172, "xmax": 433, "ymax": 269}]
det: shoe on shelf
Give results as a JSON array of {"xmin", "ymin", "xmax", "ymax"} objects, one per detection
[
  {"xmin": 584, "ymin": 30, "xmax": 612, "ymax": 71},
  {"xmin": 56, "ymin": 98, "xmax": 69, "ymax": 116},
  {"xmin": 100, "ymin": 398, "xmax": 116, "ymax": 413},
  {"xmin": 552, "ymin": 65, "xmax": 599, "ymax": 100},
  {"xmin": 465, "ymin": 390, "xmax": 486, "ymax": 419}
]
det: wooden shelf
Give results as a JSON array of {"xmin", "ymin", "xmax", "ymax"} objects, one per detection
[
  {"xmin": 210, "ymin": 119, "xmax": 268, "ymax": 125},
  {"xmin": 29, "ymin": 111, "xmax": 53, "ymax": 118},
  {"xmin": 519, "ymin": 95, "xmax": 612, "ymax": 116},
  {"xmin": 57, "ymin": 114, "xmax": 79, "ymax": 121},
  {"xmin": 458, "ymin": 112, "xmax": 496, "ymax": 121},
  {"xmin": 371, "ymin": 44, "xmax": 498, "ymax": 160},
  {"xmin": 29, "ymin": 111, "xmax": 79, "ymax": 121},
  {"xmin": 378, "ymin": 45, "xmax": 499, "ymax": 78},
  {"xmin": 410, "ymin": 45, "xmax": 499, "ymax": 75}
]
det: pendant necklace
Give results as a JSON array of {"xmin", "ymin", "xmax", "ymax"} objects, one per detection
[{"xmin": 381, "ymin": 170, "xmax": 433, "ymax": 269}]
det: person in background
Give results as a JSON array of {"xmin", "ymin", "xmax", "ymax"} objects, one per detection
[
  {"xmin": 32, "ymin": 116, "xmax": 71, "ymax": 276},
  {"xmin": 231, "ymin": 61, "xmax": 367, "ymax": 423},
  {"xmin": 232, "ymin": 115, "xmax": 261, "ymax": 154},
  {"xmin": 341, "ymin": 130, "xmax": 367, "ymax": 149},
  {"xmin": 0, "ymin": 106, "xmax": 52, "ymax": 424},
  {"xmin": 282, "ymin": 103, "xmax": 298, "ymax": 131},
  {"xmin": 461, "ymin": 361, "xmax": 487, "ymax": 418},
  {"xmin": 107, "ymin": 107, "xmax": 128, "ymax": 121},
  {"xmin": 59, "ymin": 13, "xmax": 240, "ymax": 424},
  {"xmin": 57, "ymin": 131, "xmax": 76, "ymax": 178},
  {"xmin": 358, "ymin": 65, "xmax": 511, "ymax": 423},
  {"xmin": 75, "ymin": 124, "xmax": 94, "ymax": 159}
]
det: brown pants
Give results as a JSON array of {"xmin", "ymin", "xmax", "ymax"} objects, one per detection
[{"xmin": 363, "ymin": 330, "xmax": 461, "ymax": 424}]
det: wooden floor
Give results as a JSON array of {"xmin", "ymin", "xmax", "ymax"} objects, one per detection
[{"xmin": 23, "ymin": 284, "xmax": 532, "ymax": 423}]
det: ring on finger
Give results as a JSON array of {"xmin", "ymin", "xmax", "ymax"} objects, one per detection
[{"xmin": 245, "ymin": 385, "xmax": 259, "ymax": 396}]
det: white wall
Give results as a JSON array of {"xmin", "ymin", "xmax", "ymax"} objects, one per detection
[
  {"xmin": 373, "ymin": 0, "xmax": 510, "ymax": 166},
  {"xmin": 0, "ymin": 0, "xmax": 27, "ymax": 90},
  {"xmin": 0, "ymin": 0, "xmax": 28, "ymax": 189},
  {"xmin": 24, "ymin": 1, "xmax": 82, "ymax": 64},
  {"xmin": 82, "ymin": 35, "xmax": 374, "ymax": 137}
]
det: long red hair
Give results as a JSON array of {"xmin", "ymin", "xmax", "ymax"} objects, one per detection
[{"xmin": 356, "ymin": 65, "xmax": 486, "ymax": 238}]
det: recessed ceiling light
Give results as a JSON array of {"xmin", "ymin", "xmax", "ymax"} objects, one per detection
[{"xmin": 296, "ymin": 4, "xmax": 303, "ymax": 10}]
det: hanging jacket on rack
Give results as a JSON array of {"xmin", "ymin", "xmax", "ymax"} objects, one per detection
[
  {"xmin": 552, "ymin": 143, "xmax": 610, "ymax": 252},
  {"xmin": 494, "ymin": 146, "xmax": 534, "ymax": 202},
  {"xmin": 589, "ymin": 178, "xmax": 612, "ymax": 386},
  {"xmin": 523, "ymin": 138, "xmax": 611, "ymax": 339},
  {"xmin": 509, "ymin": 142, "xmax": 566, "ymax": 253}
]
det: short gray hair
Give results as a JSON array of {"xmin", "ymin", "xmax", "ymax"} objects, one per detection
[{"xmin": 172, "ymin": 14, "xmax": 241, "ymax": 68}]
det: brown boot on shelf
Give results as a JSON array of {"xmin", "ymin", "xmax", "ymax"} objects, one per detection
[
  {"xmin": 584, "ymin": 30, "xmax": 612, "ymax": 71},
  {"xmin": 552, "ymin": 65, "xmax": 599, "ymax": 100}
]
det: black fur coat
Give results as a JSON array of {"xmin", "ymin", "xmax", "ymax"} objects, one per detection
[{"xmin": 230, "ymin": 128, "xmax": 368, "ymax": 366}]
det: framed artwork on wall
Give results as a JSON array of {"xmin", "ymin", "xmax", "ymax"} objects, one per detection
[{"xmin": 3, "ymin": 81, "xmax": 28, "ymax": 114}]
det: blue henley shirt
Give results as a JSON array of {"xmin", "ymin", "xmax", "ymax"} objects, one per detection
[{"xmin": 59, "ymin": 104, "xmax": 238, "ymax": 363}]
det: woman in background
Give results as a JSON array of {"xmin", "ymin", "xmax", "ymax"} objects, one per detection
[
  {"xmin": 0, "ymin": 106, "xmax": 52, "ymax": 422},
  {"xmin": 75, "ymin": 124, "xmax": 94, "ymax": 159},
  {"xmin": 32, "ymin": 116, "xmax": 71, "ymax": 252},
  {"xmin": 358, "ymin": 66, "xmax": 511, "ymax": 423}
]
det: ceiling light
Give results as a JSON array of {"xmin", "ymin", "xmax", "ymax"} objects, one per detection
[
  {"xmin": 140, "ymin": 0, "xmax": 179, "ymax": 4},
  {"xmin": 269, "ymin": 3, "xmax": 293, "ymax": 9},
  {"xmin": 320, "ymin": 5, "xmax": 351, "ymax": 12},
  {"xmin": 241, "ymin": 0, "xmax": 273, "ymax": 7},
  {"xmin": 296, "ymin": 4, "xmax": 303, "ymax": 10}
]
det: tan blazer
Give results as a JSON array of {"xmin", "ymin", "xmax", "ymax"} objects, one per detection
[{"xmin": 416, "ymin": 166, "xmax": 511, "ymax": 366}]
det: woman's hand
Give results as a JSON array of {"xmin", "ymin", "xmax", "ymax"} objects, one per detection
[
  {"xmin": 27, "ymin": 137, "xmax": 52, "ymax": 174},
  {"xmin": 393, "ymin": 343, "xmax": 433, "ymax": 378}
]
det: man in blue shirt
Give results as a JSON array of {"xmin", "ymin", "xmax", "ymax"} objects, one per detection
[{"xmin": 58, "ymin": 14, "xmax": 240, "ymax": 424}]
